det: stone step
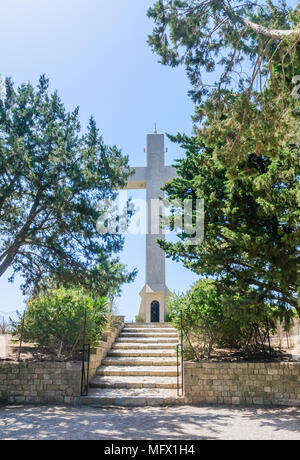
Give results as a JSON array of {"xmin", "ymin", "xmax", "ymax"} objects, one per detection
[
  {"xmin": 107, "ymin": 349, "xmax": 176, "ymax": 358},
  {"xmin": 90, "ymin": 376, "xmax": 181, "ymax": 389},
  {"xmin": 122, "ymin": 328, "xmax": 175, "ymax": 333},
  {"xmin": 96, "ymin": 365, "xmax": 180, "ymax": 377},
  {"xmin": 80, "ymin": 388, "xmax": 183, "ymax": 407},
  {"xmin": 116, "ymin": 337, "xmax": 178, "ymax": 343},
  {"xmin": 124, "ymin": 323, "xmax": 174, "ymax": 328},
  {"xmin": 112, "ymin": 343, "xmax": 177, "ymax": 350},
  {"xmin": 102, "ymin": 357, "xmax": 178, "ymax": 366},
  {"xmin": 85, "ymin": 320, "xmax": 183, "ymax": 408},
  {"xmin": 120, "ymin": 332, "xmax": 178, "ymax": 338}
]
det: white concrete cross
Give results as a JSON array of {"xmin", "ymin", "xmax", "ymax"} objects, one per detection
[{"xmin": 124, "ymin": 132, "xmax": 176, "ymax": 323}]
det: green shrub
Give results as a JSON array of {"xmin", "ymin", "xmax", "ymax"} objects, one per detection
[
  {"xmin": 164, "ymin": 314, "xmax": 172, "ymax": 323},
  {"xmin": 11, "ymin": 287, "xmax": 109, "ymax": 357},
  {"xmin": 135, "ymin": 315, "xmax": 145, "ymax": 323},
  {"xmin": 168, "ymin": 280, "xmax": 229, "ymax": 358},
  {"xmin": 167, "ymin": 279, "xmax": 293, "ymax": 360}
]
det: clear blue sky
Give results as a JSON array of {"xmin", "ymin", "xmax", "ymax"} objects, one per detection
[{"xmin": 0, "ymin": 0, "xmax": 198, "ymax": 321}]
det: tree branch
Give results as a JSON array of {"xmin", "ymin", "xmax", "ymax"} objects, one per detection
[{"xmin": 242, "ymin": 18, "xmax": 300, "ymax": 39}]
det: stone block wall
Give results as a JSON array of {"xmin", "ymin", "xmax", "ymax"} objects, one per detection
[
  {"xmin": 184, "ymin": 362, "xmax": 300, "ymax": 406},
  {"xmin": 0, "ymin": 316, "xmax": 125, "ymax": 405},
  {"xmin": 0, "ymin": 361, "xmax": 81, "ymax": 404},
  {"xmin": 88, "ymin": 316, "xmax": 124, "ymax": 380}
]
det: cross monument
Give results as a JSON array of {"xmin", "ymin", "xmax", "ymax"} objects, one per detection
[{"xmin": 124, "ymin": 131, "xmax": 176, "ymax": 323}]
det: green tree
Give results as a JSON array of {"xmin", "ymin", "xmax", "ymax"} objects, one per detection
[
  {"xmin": 161, "ymin": 131, "xmax": 299, "ymax": 316},
  {"xmin": 0, "ymin": 76, "xmax": 135, "ymax": 295},
  {"xmin": 148, "ymin": 1, "xmax": 300, "ymax": 167},
  {"xmin": 148, "ymin": 1, "xmax": 300, "ymax": 106},
  {"xmin": 148, "ymin": 1, "xmax": 299, "ymax": 317}
]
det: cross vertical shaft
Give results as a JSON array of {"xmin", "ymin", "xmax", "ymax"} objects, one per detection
[
  {"xmin": 123, "ymin": 132, "xmax": 176, "ymax": 322},
  {"xmin": 146, "ymin": 134, "xmax": 166, "ymax": 290}
]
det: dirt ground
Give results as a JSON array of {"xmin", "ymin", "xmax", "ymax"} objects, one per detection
[
  {"xmin": 1, "ymin": 333, "xmax": 299, "ymax": 363},
  {"xmin": 0, "ymin": 334, "xmax": 39, "ymax": 361}
]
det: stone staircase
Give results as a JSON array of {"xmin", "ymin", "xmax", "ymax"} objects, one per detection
[{"xmin": 81, "ymin": 323, "xmax": 184, "ymax": 407}]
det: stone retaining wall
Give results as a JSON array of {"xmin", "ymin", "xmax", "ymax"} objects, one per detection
[
  {"xmin": 0, "ymin": 361, "xmax": 81, "ymax": 404},
  {"xmin": 88, "ymin": 316, "xmax": 124, "ymax": 380},
  {"xmin": 184, "ymin": 362, "xmax": 300, "ymax": 406},
  {"xmin": 0, "ymin": 316, "xmax": 124, "ymax": 405}
]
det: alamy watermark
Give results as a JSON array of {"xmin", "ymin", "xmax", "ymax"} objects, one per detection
[
  {"xmin": 96, "ymin": 192, "xmax": 204, "ymax": 246},
  {"xmin": 0, "ymin": 75, "xmax": 6, "ymax": 101},
  {"xmin": 292, "ymin": 75, "xmax": 300, "ymax": 100}
]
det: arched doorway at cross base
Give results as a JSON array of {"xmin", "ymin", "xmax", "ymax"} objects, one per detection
[{"xmin": 151, "ymin": 301, "xmax": 160, "ymax": 323}]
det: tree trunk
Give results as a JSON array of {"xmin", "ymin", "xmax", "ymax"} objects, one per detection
[
  {"xmin": 0, "ymin": 194, "xmax": 42, "ymax": 278},
  {"xmin": 0, "ymin": 248, "xmax": 18, "ymax": 277}
]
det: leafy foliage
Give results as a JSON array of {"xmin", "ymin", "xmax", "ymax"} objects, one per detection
[
  {"xmin": 168, "ymin": 279, "xmax": 295, "ymax": 359},
  {"xmin": 161, "ymin": 132, "xmax": 299, "ymax": 317},
  {"xmin": 135, "ymin": 315, "xmax": 146, "ymax": 323},
  {"xmin": 149, "ymin": 1, "xmax": 299, "ymax": 320},
  {"xmin": 11, "ymin": 287, "xmax": 109, "ymax": 357},
  {"xmin": 148, "ymin": 1, "xmax": 300, "ymax": 168},
  {"xmin": 148, "ymin": 1, "xmax": 300, "ymax": 106},
  {"xmin": 0, "ymin": 75, "xmax": 135, "ymax": 296}
]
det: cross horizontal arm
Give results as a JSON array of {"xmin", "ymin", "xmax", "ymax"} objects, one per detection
[
  {"xmin": 164, "ymin": 166, "xmax": 177, "ymax": 182},
  {"xmin": 123, "ymin": 166, "xmax": 147, "ymax": 190}
]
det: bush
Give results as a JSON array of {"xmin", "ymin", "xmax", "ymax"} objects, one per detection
[
  {"xmin": 11, "ymin": 287, "xmax": 109, "ymax": 358},
  {"xmin": 167, "ymin": 279, "xmax": 293, "ymax": 360},
  {"xmin": 164, "ymin": 314, "xmax": 172, "ymax": 323},
  {"xmin": 168, "ymin": 280, "xmax": 230, "ymax": 359},
  {"xmin": 135, "ymin": 315, "xmax": 145, "ymax": 323}
]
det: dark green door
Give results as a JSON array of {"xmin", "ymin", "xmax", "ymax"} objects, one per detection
[{"xmin": 151, "ymin": 301, "xmax": 160, "ymax": 323}]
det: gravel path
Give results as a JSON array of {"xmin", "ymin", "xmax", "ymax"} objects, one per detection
[{"xmin": 0, "ymin": 404, "xmax": 299, "ymax": 440}]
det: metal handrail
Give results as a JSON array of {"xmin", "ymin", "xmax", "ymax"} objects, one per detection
[
  {"xmin": 80, "ymin": 310, "xmax": 90, "ymax": 397},
  {"xmin": 81, "ymin": 343, "xmax": 91, "ymax": 397},
  {"xmin": 177, "ymin": 343, "xmax": 184, "ymax": 397},
  {"xmin": 177, "ymin": 312, "xmax": 184, "ymax": 397}
]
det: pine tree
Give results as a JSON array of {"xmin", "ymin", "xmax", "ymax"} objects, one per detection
[
  {"xmin": 148, "ymin": 2, "xmax": 300, "ymax": 318},
  {"xmin": 161, "ymin": 130, "xmax": 299, "ymax": 317},
  {"xmin": 0, "ymin": 75, "xmax": 135, "ymax": 296}
]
